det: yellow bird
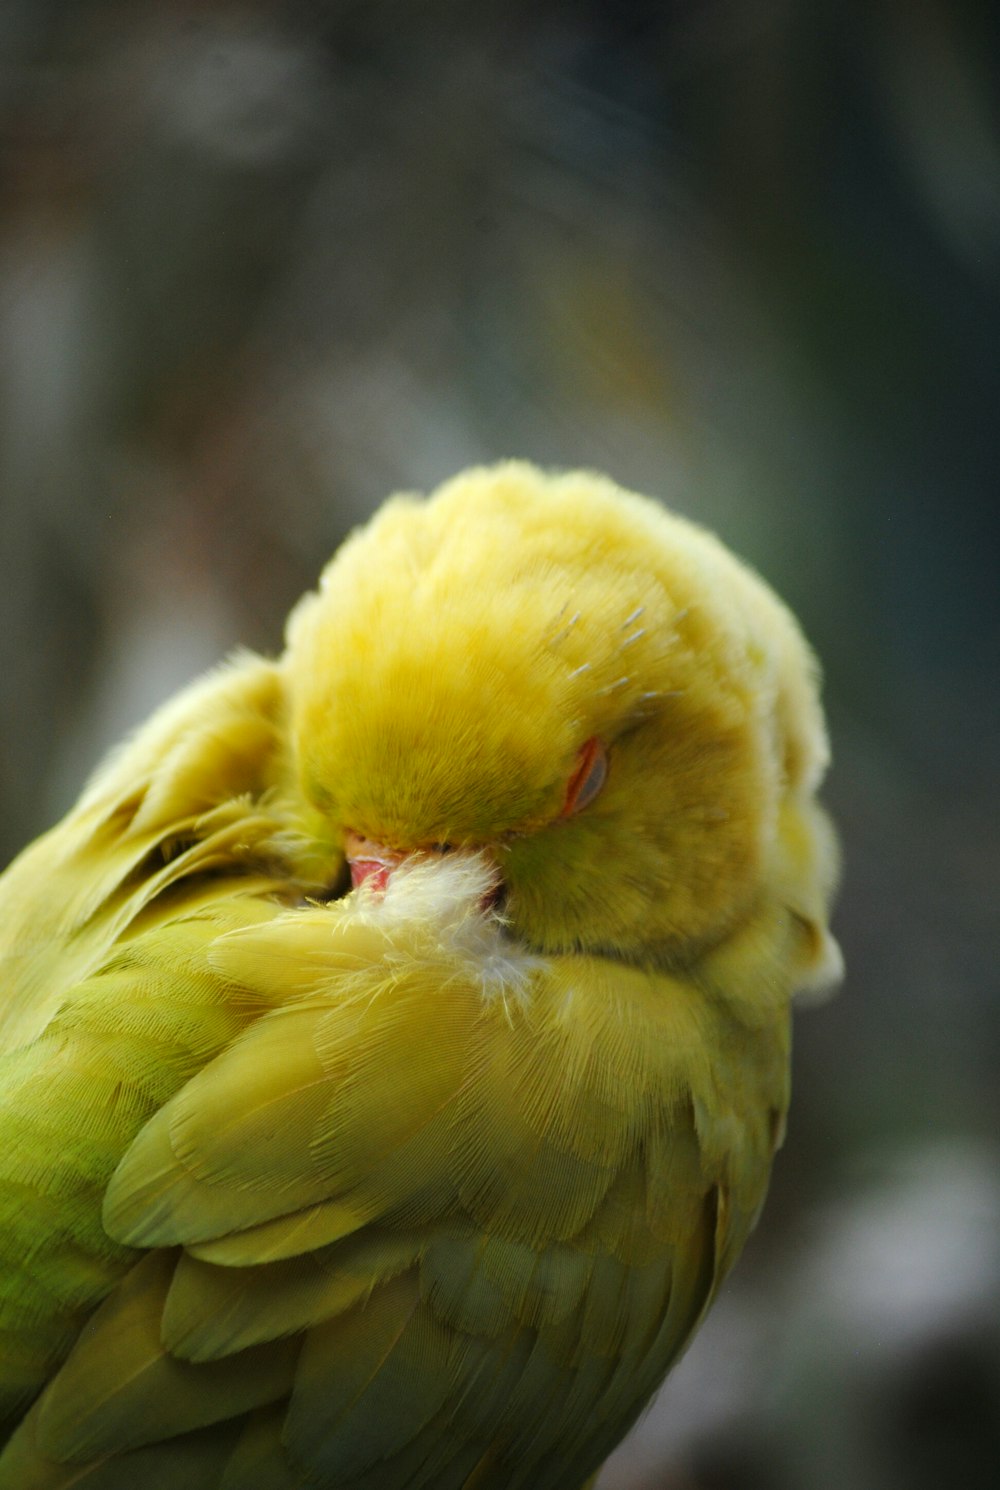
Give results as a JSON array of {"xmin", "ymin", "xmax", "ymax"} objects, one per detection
[{"xmin": 0, "ymin": 463, "xmax": 840, "ymax": 1489}]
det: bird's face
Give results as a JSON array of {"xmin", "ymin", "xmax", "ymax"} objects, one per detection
[{"xmin": 285, "ymin": 466, "xmax": 814, "ymax": 966}]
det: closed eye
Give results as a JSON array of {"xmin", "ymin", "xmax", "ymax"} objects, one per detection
[{"xmin": 560, "ymin": 737, "xmax": 608, "ymax": 816}]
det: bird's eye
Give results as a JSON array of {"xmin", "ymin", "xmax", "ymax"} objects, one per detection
[{"xmin": 560, "ymin": 736, "xmax": 608, "ymax": 816}]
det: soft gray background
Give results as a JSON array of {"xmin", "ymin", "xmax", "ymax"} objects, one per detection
[{"xmin": 1, "ymin": 4, "xmax": 997, "ymax": 1487}]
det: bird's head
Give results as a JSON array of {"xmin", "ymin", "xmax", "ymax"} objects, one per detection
[{"xmin": 284, "ymin": 463, "xmax": 828, "ymax": 965}]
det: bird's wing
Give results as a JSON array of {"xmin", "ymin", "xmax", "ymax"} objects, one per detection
[
  {"xmin": 0, "ymin": 897, "xmax": 753, "ymax": 1490},
  {"xmin": 0, "ymin": 897, "xmax": 296, "ymax": 1440},
  {"xmin": 0, "ymin": 652, "xmax": 310, "ymax": 1438},
  {"xmin": 0, "ymin": 650, "xmax": 292, "ymax": 1055}
]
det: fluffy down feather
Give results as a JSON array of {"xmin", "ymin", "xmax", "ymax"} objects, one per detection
[{"xmin": 0, "ymin": 463, "xmax": 840, "ymax": 1488}]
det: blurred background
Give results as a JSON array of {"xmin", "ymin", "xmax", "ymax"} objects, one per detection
[{"xmin": 1, "ymin": 2, "xmax": 997, "ymax": 1486}]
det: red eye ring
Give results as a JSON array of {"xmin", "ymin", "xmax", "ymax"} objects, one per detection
[{"xmin": 560, "ymin": 736, "xmax": 608, "ymax": 817}]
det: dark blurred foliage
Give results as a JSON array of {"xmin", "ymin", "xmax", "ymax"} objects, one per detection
[{"xmin": 1, "ymin": 3, "xmax": 997, "ymax": 1487}]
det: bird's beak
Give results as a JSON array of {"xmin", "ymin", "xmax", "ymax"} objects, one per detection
[
  {"xmin": 343, "ymin": 832, "xmax": 402, "ymax": 893},
  {"xmin": 343, "ymin": 830, "xmax": 505, "ymax": 913}
]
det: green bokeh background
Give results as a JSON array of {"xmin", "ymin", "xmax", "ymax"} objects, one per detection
[{"xmin": 1, "ymin": 4, "xmax": 997, "ymax": 1486}]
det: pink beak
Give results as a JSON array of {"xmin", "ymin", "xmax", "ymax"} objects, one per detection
[
  {"xmin": 343, "ymin": 831, "xmax": 504, "ymax": 913},
  {"xmin": 343, "ymin": 832, "xmax": 402, "ymax": 893}
]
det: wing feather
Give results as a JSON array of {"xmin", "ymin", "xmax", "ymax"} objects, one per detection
[
  {"xmin": 32, "ymin": 1252, "xmax": 298, "ymax": 1460},
  {"xmin": 4, "ymin": 864, "xmax": 785, "ymax": 1490},
  {"xmin": 162, "ymin": 1231, "xmax": 419, "ymax": 1361},
  {"xmin": 0, "ymin": 1420, "xmax": 244, "ymax": 1490},
  {"xmin": 218, "ymin": 1407, "xmax": 301, "ymax": 1490},
  {"xmin": 102, "ymin": 926, "xmax": 480, "ymax": 1251}
]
